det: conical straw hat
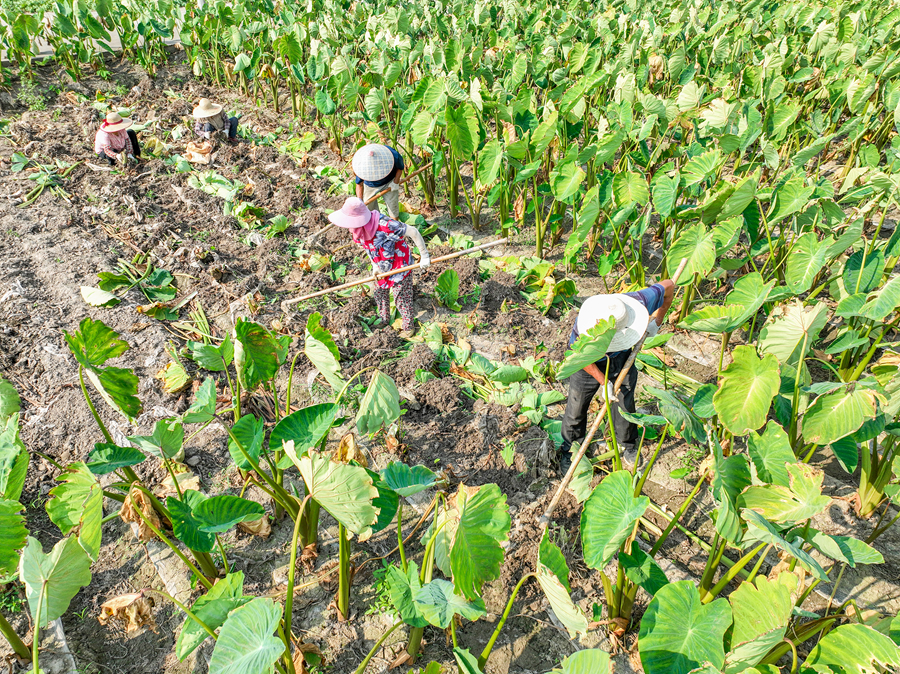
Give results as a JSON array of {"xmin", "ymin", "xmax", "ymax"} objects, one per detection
[{"xmin": 192, "ymin": 98, "xmax": 223, "ymax": 119}]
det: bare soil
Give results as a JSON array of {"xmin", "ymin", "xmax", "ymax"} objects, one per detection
[{"xmin": 1, "ymin": 51, "xmax": 897, "ymax": 674}]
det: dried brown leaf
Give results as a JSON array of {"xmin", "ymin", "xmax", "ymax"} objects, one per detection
[
  {"xmin": 238, "ymin": 516, "xmax": 272, "ymax": 539},
  {"xmin": 120, "ymin": 487, "xmax": 160, "ymax": 542},
  {"xmin": 333, "ymin": 433, "xmax": 367, "ymax": 467},
  {"xmin": 98, "ymin": 591, "xmax": 157, "ymax": 634}
]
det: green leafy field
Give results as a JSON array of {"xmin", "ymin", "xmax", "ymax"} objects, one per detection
[{"xmin": 1, "ymin": 0, "xmax": 900, "ymax": 673}]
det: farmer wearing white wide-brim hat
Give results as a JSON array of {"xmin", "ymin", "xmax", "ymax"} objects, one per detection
[
  {"xmin": 192, "ymin": 98, "xmax": 239, "ymax": 144},
  {"xmin": 328, "ymin": 196, "xmax": 430, "ymax": 337},
  {"xmin": 94, "ymin": 111, "xmax": 141, "ymax": 165},
  {"xmin": 352, "ymin": 143, "xmax": 404, "ymax": 218},
  {"xmin": 558, "ymin": 280, "xmax": 675, "ymax": 473}
]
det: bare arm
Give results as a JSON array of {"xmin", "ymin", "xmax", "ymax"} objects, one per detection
[
  {"xmin": 583, "ymin": 362, "xmax": 606, "ymax": 385},
  {"xmin": 355, "ymin": 178, "xmax": 364, "ymax": 200},
  {"xmin": 651, "ymin": 279, "xmax": 676, "ymax": 325}
]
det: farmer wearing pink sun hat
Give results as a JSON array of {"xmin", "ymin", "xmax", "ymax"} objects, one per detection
[{"xmin": 329, "ymin": 196, "xmax": 430, "ymax": 337}]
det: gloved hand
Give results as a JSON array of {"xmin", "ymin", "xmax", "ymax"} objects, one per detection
[
  {"xmin": 646, "ymin": 318, "xmax": 659, "ymax": 337},
  {"xmin": 117, "ymin": 151, "xmax": 129, "ymax": 165},
  {"xmin": 418, "ymin": 254, "xmax": 431, "ymax": 268},
  {"xmin": 390, "ymin": 181, "xmax": 400, "ymax": 192},
  {"xmin": 604, "ymin": 381, "xmax": 619, "ymax": 404},
  {"xmin": 127, "ymin": 153, "xmax": 136, "ymax": 162}
]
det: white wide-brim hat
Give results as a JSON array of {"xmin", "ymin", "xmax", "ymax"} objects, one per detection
[
  {"xmin": 192, "ymin": 98, "xmax": 223, "ymax": 119},
  {"xmin": 576, "ymin": 294, "xmax": 650, "ymax": 352},
  {"xmin": 352, "ymin": 144, "xmax": 394, "ymax": 181}
]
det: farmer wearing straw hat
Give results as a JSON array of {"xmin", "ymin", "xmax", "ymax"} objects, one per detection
[
  {"xmin": 558, "ymin": 280, "xmax": 675, "ymax": 473},
  {"xmin": 328, "ymin": 196, "xmax": 430, "ymax": 337},
  {"xmin": 93, "ymin": 111, "xmax": 141, "ymax": 165},
  {"xmin": 352, "ymin": 143, "xmax": 404, "ymax": 219},
  {"xmin": 192, "ymin": 98, "xmax": 239, "ymax": 144}
]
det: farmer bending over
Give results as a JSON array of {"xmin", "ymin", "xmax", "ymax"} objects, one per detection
[
  {"xmin": 328, "ymin": 196, "xmax": 430, "ymax": 337},
  {"xmin": 94, "ymin": 112, "xmax": 141, "ymax": 165},
  {"xmin": 192, "ymin": 98, "xmax": 239, "ymax": 144},
  {"xmin": 558, "ymin": 279, "xmax": 675, "ymax": 473},
  {"xmin": 352, "ymin": 143, "xmax": 404, "ymax": 219}
]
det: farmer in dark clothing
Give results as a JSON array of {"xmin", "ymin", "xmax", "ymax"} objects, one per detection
[
  {"xmin": 558, "ymin": 280, "xmax": 675, "ymax": 473},
  {"xmin": 192, "ymin": 98, "xmax": 239, "ymax": 144},
  {"xmin": 352, "ymin": 143, "xmax": 404, "ymax": 218}
]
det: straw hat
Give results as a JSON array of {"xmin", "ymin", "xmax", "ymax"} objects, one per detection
[
  {"xmin": 576, "ymin": 294, "xmax": 651, "ymax": 352},
  {"xmin": 192, "ymin": 98, "xmax": 223, "ymax": 119},
  {"xmin": 352, "ymin": 144, "xmax": 394, "ymax": 181},
  {"xmin": 101, "ymin": 111, "xmax": 132, "ymax": 133},
  {"xmin": 327, "ymin": 197, "xmax": 372, "ymax": 229}
]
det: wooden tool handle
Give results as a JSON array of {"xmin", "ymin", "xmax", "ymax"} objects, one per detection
[
  {"xmin": 537, "ymin": 257, "xmax": 690, "ymax": 533},
  {"xmin": 282, "ymin": 237, "xmax": 508, "ymax": 308}
]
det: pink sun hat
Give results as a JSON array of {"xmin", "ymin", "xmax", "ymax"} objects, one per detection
[{"xmin": 328, "ymin": 197, "xmax": 372, "ymax": 229}]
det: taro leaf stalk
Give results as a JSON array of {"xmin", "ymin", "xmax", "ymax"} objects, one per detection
[
  {"xmin": 285, "ymin": 447, "xmax": 379, "ymax": 621},
  {"xmin": 63, "ymin": 318, "xmax": 143, "ymax": 445}
]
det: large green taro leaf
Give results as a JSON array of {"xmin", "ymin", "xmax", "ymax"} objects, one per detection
[
  {"xmin": 723, "ymin": 572, "xmax": 798, "ymax": 673},
  {"xmin": 582, "ymin": 471, "xmax": 649, "ymax": 571},
  {"xmin": 304, "ymin": 312, "xmax": 345, "ymax": 391},
  {"xmin": 234, "ymin": 319, "xmax": 290, "ymax": 393},
  {"xmin": 801, "ymin": 386, "xmax": 879, "ymax": 446},
  {"xmin": 803, "ymin": 623, "xmax": 900, "ymax": 673},
  {"xmin": 295, "ymin": 450, "xmax": 378, "ymax": 535},
  {"xmin": 45, "ymin": 462, "xmax": 103, "ymax": 561},
  {"xmin": 414, "ymin": 578, "xmax": 486, "ymax": 628},
  {"xmin": 176, "ymin": 571, "xmax": 252, "ymax": 660},
  {"xmin": 270, "ymin": 403, "xmax": 336, "ymax": 456},
  {"xmin": 449, "ymin": 483, "xmax": 510, "ymax": 601},
  {"xmin": 356, "ymin": 370, "xmax": 401, "ymax": 436},
  {"xmin": 638, "ymin": 580, "xmax": 732, "ymax": 674},
  {"xmin": 551, "ymin": 650, "xmax": 612, "ymax": 674},
  {"xmin": 557, "ymin": 320, "xmax": 615, "ymax": 380},
  {"xmin": 0, "ymin": 499, "xmax": 27, "ymax": 576},
  {"xmin": 713, "ymin": 346, "xmax": 780, "ymax": 436},
  {"xmin": 739, "ymin": 464, "xmax": 831, "ymax": 525},
  {"xmin": 747, "ymin": 421, "xmax": 795, "ymax": 487},
  {"xmin": 208, "ymin": 597, "xmax": 285, "ymax": 674},
  {"xmin": 20, "ymin": 536, "xmax": 92, "ymax": 627}
]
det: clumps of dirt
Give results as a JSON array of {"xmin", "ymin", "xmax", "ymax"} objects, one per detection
[
  {"xmin": 453, "ymin": 257, "xmax": 481, "ymax": 295},
  {"xmin": 391, "ymin": 343, "xmax": 436, "ymax": 383},
  {"xmin": 345, "ymin": 327, "xmax": 401, "ymax": 376},
  {"xmin": 417, "ymin": 377, "xmax": 462, "ymax": 413},
  {"xmin": 472, "ymin": 400, "xmax": 519, "ymax": 444},
  {"xmin": 325, "ymin": 294, "xmax": 373, "ymax": 342},
  {"xmin": 478, "ymin": 270, "xmax": 521, "ymax": 312}
]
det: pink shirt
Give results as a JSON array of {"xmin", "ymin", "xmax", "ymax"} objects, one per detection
[{"xmin": 94, "ymin": 127, "xmax": 134, "ymax": 159}]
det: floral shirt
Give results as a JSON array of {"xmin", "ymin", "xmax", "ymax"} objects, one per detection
[
  {"xmin": 94, "ymin": 127, "xmax": 134, "ymax": 159},
  {"xmin": 360, "ymin": 214, "xmax": 411, "ymax": 288}
]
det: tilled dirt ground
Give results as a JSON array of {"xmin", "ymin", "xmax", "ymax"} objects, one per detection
[{"xmin": 1, "ymin": 51, "xmax": 899, "ymax": 674}]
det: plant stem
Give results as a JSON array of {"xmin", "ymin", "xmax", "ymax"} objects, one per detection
[
  {"xmin": 649, "ymin": 470, "xmax": 708, "ymax": 556},
  {"xmin": 146, "ymin": 588, "xmax": 217, "ymax": 638},
  {"xmin": 216, "ymin": 536, "xmax": 230, "ymax": 574},
  {"xmin": 353, "ymin": 621, "xmax": 403, "ymax": 674},
  {"xmin": 284, "ymin": 495, "xmax": 311, "ymax": 649},
  {"xmin": 477, "ymin": 573, "xmax": 535, "ymax": 669},
  {"xmin": 79, "ymin": 366, "xmax": 113, "ymax": 444},
  {"xmin": 0, "ymin": 612, "xmax": 29, "ymax": 660},
  {"xmin": 397, "ymin": 504, "xmax": 407, "ymax": 573},
  {"xmin": 130, "ymin": 502, "xmax": 214, "ymax": 590},
  {"xmin": 704, "ymin": 542, "xmax": 767, "ymax": 602},
  {"xmin": 636, "ymin": 425, "xmax": 668, "ymax": 495},
  {"xmin": 33, "ymin": 583, "xmax": 44, "ymax": 674},
  {"xmin": 337, "ymin": 523, "xmax": 351, "ymax": 621}
]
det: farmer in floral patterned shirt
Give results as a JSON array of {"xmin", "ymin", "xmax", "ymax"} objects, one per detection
[
  {"xmin": 328, "ymin": 196, "xmax": 431, "ymax": 337},
  {"xmin": 93, "ymin": 111, "xmax": 141, "ymax": 165}
]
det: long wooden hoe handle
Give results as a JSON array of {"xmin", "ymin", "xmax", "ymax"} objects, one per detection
[
  {"xmin": 537, "ymin": 257, "xmax": 690, "ymax": 534},
  {"xmin": 281, "ymin": 237, "xmax": 508, "ymax": 310},
  {"xmin": 307, "ymin": 161, "xmax": 434, "ymax": 241}
]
